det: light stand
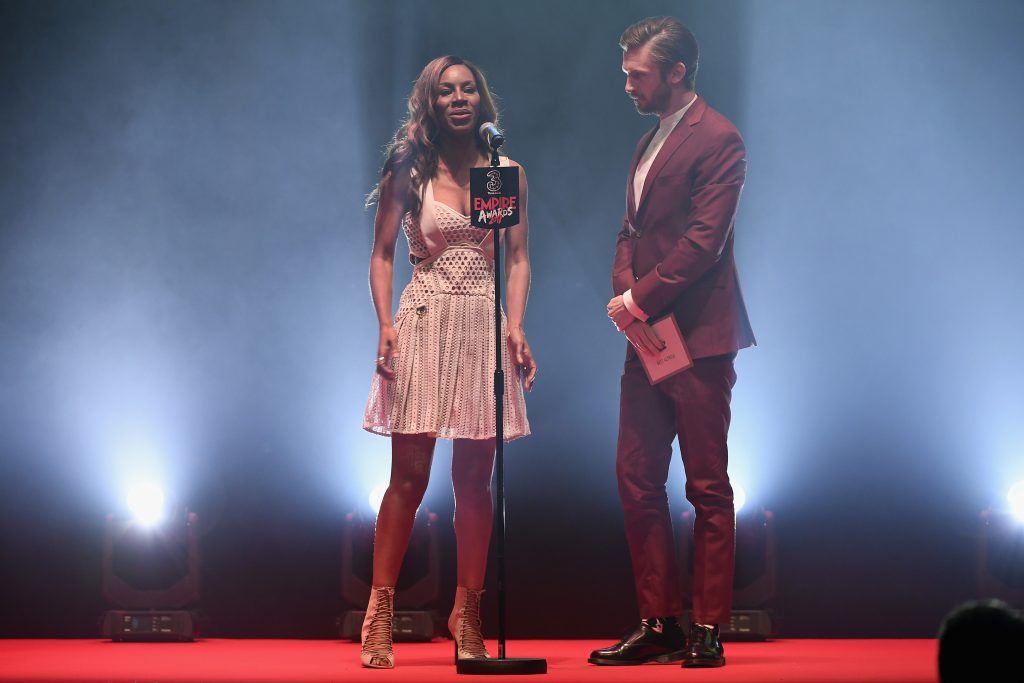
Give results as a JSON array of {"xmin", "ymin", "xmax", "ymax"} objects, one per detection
[{"xmin": 457, "ymin": 136, "xmax": 545, "ymax": 675}]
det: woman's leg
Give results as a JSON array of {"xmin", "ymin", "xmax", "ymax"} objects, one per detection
[
  {"xmin": 451, "ymin": 438, "xmax": 496, "ymax": 590},
  {"xmin": 371, "ymin": 432, "xmax": 436, "ymax": 586},
  {"xmin": 363, "ymin": 433, "xmax": 436, "ymax": 668},
  {"xmin": 449, "ymin": 438, "xmax": 496, "ymax": 659}
]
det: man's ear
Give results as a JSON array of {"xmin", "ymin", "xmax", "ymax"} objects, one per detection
[{"xmin": 668, "ymin": 62, "xmax": 687, "ymax": 86}]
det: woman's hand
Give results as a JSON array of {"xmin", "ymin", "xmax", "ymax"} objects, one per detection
[
  {"xmin": 507, "ymin": 326, "xmax": 538, "ymax": 392},
  {"xmin": 376, "ymin": 324, "xmax": 398, "ymax": 380}
]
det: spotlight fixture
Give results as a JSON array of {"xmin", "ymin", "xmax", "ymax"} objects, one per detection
[
  {"xmin": 976, "ymin": 507, "xmax": 1024, "ymax": 605},
  {"xmin": 100, "ymin": 507, "xmax": 201, "ymax": 642},
  {"xmin": 339, "ymin": 508, "xmax": 442, "ymax": 642},
  {"xmin": 679, "ymin": 503, "xmax": 776, "ymax": 641}
]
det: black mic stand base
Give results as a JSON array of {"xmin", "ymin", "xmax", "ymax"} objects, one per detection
[{"xmin": 456, "ymin": 657, "xmax": 548, "ymax": 675}]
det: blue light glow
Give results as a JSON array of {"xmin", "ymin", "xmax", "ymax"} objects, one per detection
[
  {"xmin": 1008, "ymin": 481, "xmax": 1024, "ymax": 523},
  {"xmin": 368, "ymin": 482, "xmax": 387, "ymax": 515},
  {"xmin": 126, "ymin": 482, "xmax": 166, "ymax": 527},
  {"xmin": 734, "ymin": 482, "xmax": 747, "ymax": 515}
]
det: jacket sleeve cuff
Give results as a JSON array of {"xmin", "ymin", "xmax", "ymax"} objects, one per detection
[{"xmin": 622, "ymin": 289, "xmax": 649, "ymax": 322}]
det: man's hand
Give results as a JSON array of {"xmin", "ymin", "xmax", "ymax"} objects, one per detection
[
  {"xmin": 623, "ymin": 320, "xmax": 665, "ymax": 356},
  {"xmin": 607, "ymin": 295, "xmax": 635, "ymax": 332}
]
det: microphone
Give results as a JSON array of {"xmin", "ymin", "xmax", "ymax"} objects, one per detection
[{"xmin": 479, "ymin": 121, "xmax": 505, "ymax": 150}]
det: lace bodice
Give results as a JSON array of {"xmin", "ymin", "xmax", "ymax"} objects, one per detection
[{"xmin": 402, "ymin": 202, "xmax": 492, "ymax": 261}]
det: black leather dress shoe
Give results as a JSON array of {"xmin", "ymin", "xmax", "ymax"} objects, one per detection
[
  {"xmin": 682, "ymin": 623, "xmax": 726, "ymax": 668},
  {"xmin": 588, "ymin": 618, "xmax": 687, "ymax": 665}
]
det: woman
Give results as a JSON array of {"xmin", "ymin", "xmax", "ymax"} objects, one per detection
[{"xmin": 360, "ymin": 55, "xmax": 537, "ymax": 669}]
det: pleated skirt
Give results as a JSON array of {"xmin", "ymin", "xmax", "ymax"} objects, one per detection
[{"xmin": 363, "ymin": 289, "xmax": 530, "ymax": 442}]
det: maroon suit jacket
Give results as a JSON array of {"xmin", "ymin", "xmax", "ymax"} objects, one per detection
[{"xmin": 612, "ymin": 97, "xmax": 756, "ymax": 361}]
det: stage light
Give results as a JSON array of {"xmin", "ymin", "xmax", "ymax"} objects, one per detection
[
  {"xmin": 339, "ymin": 508, "xmax": 442, "ymax": 642},
  {"xmin": 679, "ymin": 506, "xmax": 776, "ymax": 641},
  {"xmin": 101, "ymin": 510, "xmax": 201, "ymax": 641},
  {"xmin": 368, "ymin": 483, "xmax": 387, "ymax": 515},
  {"xmin": 126, "ymin": 483, "xmax": 166, "ymax": 527},
  {"xmin": 976, "ymin": 508, "xmax": 1024, "ymax": 605},
  {"xmin": 1007, "ymin": 481, "xmax": 1024, "ymax": 522},
  {"xmin": 734, "ymin": 482, "xmax": 747, "ymax": 514}
]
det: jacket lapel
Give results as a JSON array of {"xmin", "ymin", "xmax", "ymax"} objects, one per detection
[
  {"xmin": 634, "ymin": 97, "xmax": 706, "ymax": 221},
  {"xmin": 627, "ymin": 126, "xmax": 658, "ymax": 224}
]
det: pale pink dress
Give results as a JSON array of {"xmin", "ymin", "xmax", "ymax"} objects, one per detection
[{"xmin": 363, "ymin": 164, "xmax": 530, "ymax": 442}]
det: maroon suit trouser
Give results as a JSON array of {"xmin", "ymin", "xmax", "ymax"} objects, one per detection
[{"xmin": 616, "ymin": 352, "xmax": 737, "ymax": 625}]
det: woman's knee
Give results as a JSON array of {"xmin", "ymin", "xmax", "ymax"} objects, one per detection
[
  {"xmin": 452, "ymin": 440, "xmax": 494, "ymax": 498},
  {"xmin": 389, "ymin": 472, "xmax": 430, "ymax": 502},
  {"xmin": 453, "ymin": 468, "xmax": 492, "ymax": 501}
]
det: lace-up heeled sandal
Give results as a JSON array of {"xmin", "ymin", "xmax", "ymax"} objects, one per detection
[
  {"xmin": 449, "ymin": 586, "xmax": 490, "ymax": 663},
  {"xmin": 360, "ymin": 586, "xmax": 396, "ymax": 668}
]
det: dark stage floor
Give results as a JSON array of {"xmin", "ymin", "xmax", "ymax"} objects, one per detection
[{"xmin": 0, "ymin": 638, "xmax": 938, "ymax": 682}]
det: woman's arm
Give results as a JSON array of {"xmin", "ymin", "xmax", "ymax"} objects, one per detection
[
  {"xmin": 368, "ymin": 170, "xmax": 410, "ymax": 380},
  {"xmin": 504, "ymin": 162, "xmax": 537, "ymax": 391}
]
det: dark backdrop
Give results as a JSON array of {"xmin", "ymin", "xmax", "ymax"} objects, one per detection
[{"xmin": 1, "ymin": 0, "xmax": 1022, "ymax": 638}]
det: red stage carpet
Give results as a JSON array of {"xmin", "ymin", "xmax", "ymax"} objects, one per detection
[{"xmin": 0, "ymin": 638, "xmax": 938, "ymax": 682}]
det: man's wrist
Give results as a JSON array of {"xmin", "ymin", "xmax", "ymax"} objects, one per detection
[{"xmin": 622, "ymin": 289, "xmax": 649, "ymax": 322}]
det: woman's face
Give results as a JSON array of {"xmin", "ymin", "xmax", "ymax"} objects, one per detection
[{"xmin": 433, "ymin": 64, "xmax": 481, "ymax": 137}]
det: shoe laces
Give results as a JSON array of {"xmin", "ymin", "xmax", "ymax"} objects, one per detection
[
  {"xmin": 458, "ymin": 589, "xmax": 487, "ymax": 657},
  {"xmin": 363, "ymin": 588, "xmax": 395, "ymax": 655}
]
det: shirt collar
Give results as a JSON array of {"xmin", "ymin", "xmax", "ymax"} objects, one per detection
[{"xmin": 658, "ymin": 93, "xmax": 698, "ymax": 132}]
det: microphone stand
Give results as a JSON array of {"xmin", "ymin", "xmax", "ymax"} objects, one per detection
[{"xmin": 456, "ymin": 143, "xmax": 546, "ymax": 676}]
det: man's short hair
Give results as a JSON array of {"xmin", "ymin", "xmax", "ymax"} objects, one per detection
[{"xmin": 619, "ymin": 16, "xmax": 699, "ymax": 90}]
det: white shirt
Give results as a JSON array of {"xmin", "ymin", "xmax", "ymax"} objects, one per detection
[
  {"xmin": 623, "ymin": 94, "xmax": 699, "ymax": 322},
  {"xmin": 632, "ymin": 94, "xmax": 698, "ymax": 213}
]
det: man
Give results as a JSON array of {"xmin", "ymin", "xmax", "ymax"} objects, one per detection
[{"xmin": 588, "ymin": 16, "xmax": 755, "ymax": 669}]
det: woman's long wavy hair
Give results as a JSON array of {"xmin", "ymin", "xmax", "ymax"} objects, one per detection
[{"xmin": 367, "ymin": 56, "xmax": 499, "ymax": 217}]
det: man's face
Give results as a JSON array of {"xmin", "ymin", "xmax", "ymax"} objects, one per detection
[{"xmin": 622, "ymin": 43, "xmax": 670, "ymax": 115}]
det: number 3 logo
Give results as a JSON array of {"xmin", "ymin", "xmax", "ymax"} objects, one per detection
[{"xmin": 486, "ymin": 169, "xmax": 503, "ymax": 193}]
